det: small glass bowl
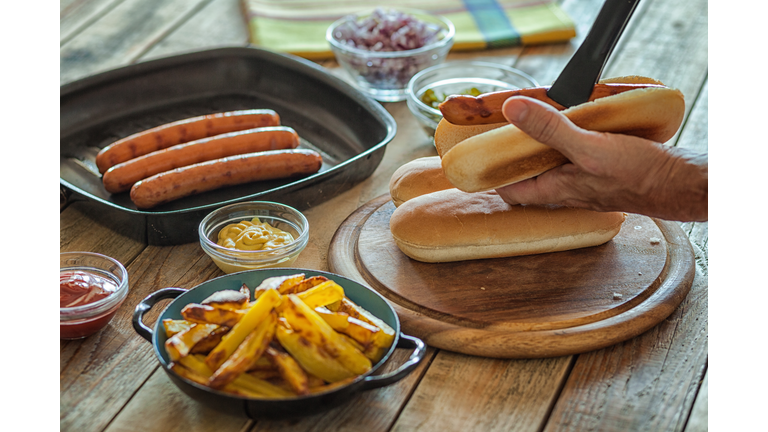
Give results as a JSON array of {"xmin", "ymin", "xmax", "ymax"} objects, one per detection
[
  {"xmin": 406, "ymin": 61, "xmax": 540, "ymax": 136},
  {"xmin": 199, "ymin": 202, "xmax": 309, "ymax": 274},
  {"xmin": 60, "ymin": 252, "xmax": 129, "ymax": 340},
  {"xmin": 326, "ymin": 8, "xmax": 455, "ymax": 102}
]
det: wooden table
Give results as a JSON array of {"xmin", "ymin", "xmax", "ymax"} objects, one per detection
[{"xmin": 60, "ymin": 1, "xmax": 708, "ymax": 431}]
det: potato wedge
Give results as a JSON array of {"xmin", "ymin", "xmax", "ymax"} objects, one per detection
[
  {"xmin": 209, "ymin": 311, "xmax": 277, "ymax": 389},
  {"xmin": 336, "ymin": 298, "xmax": 395, "ymax": 362},
  {"xmin": 205, "ymin": 288, "xmax": 281, "ymax": 371},
  {"xmin": 190, "ymin": 325, "xmax": 230, "ymax": 354},
  {"xmin": 201, "ymin": 289, "xmax": 249, "ymax": 310},
  {"xmin": 239, "ymin": 283, "xmax": 251, "ymax": 299},
  {"xmin": 234, "ymin": 373, "xmax": 295, "ymax": 398},
  {"xmin": 314, "ymin": 307, "xmax": 379, "ymax": 347},
  {"xmin": 181, "ymin": 303, "xmax": 244, "ymax": 327},
  {"xmin": 281, "ymin": 295, "xmax": 372, "ymax": 375},
  {"xmin": 275, "ymin": 320, "xmax": 357, "ymax": 383},
  {"xmin": 265, "ymin": 346, "xmax": 310, "ymax": 395},
  {"xmin": 280, "ymin": 275, "xmax": 329, "ymax": 295},
  {"xmin": 163, "ymin": 319, "xmax": 193, "ymax": 337},
  {"xmin": 246, "ymin": 354, "xmax": 275, "ymax": 372},
  {"xmin": 295, "ymin": 280, "xmax": 345, "ymax": 309},
  {"xmin": 165, "ymin": 323, "xmax": 220, "ymax": 362},
  {"xmin": 177, "ymin": 355, "xmax": 290, "ymax": 398},
  {"xmin": 253, "ymin": 274, "xmax": 305, "ymax": 299}
]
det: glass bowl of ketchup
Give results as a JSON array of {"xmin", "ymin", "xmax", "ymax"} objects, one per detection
[{"xmin": 60, "ymin": 252, "xmax": 129, "ymax": 339}]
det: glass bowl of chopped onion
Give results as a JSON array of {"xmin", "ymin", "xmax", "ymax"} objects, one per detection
[
  {"xmin": 326, "ymin": 8, "xmax": 455, "ymax": 102},
  {"xmin": 406, "ymin": 61, "xmax": 539, "ymax": 137},
  {"xmin": 199, "ymin": 202, "xmax": 309, "ymax": 274}
]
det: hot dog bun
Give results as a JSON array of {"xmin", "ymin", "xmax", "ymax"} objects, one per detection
[
  {"xmin": 440, "ymin": 83, "xmax": 685, "ymax": 193},
  {"xmin": 389, "ymin": 156, "xmax": 455, "ymax": 207},
  {"xmin": 389, "ymin": 189, "xmax": 626, "ymax": 263},
  {"xmin": 433, "ymin": 121, "xmax": 507, "ymax": 157}
]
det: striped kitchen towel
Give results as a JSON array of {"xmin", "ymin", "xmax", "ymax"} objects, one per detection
[{"xmin": 241, "ymin": 0, "xmax": 576, "ymax": 60}]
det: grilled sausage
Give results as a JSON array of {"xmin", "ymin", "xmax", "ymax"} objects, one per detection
[
  {"xmin": 102, "ymin": 126, "xmax": 299, "ymax": 193},
  {"xmin": 95, "ymin": 109, "xmax": 281, "ymax": 173},
  {"xmin": 129, "ymin": 149, "xmax": 323, "ymax": 209},
  {"xmin": 438, "ymin": 83, "xmax": 664, "ymax": 125}
]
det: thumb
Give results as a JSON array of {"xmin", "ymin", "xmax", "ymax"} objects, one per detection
[{"xmin": 502, "ymin": 96, "xmax": 586, "ymax": 159}]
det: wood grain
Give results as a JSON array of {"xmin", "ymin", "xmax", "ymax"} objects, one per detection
[
  {"xmin": 541, "ymin": 30, "xmax": 709, "ymax": 428},
  {"xmin": 140, "ymin": 0, "xmax": 249, "ymax": 62},
  {"xmin": 392, "ymin": 353, "xmax": 572, "ymax": 432},
  {"xmin": 58, "ymin": 0, "xmax": 709, "ymax": 429},
  {"xmin": 60, "ymin": 0, "xmax": 212, "ymax": 84},
  {"xmin": 60, "ymin": 242, "xmax": 219, "ymax": 431},
  {"xmin": 61, "ymin": 0, "xmax": 124, "ymax": 45},
  {"xmin": 250, "ymin": 347, "xmax": 438, "ymax": 432},
  {"xmin": 60, "ymin": 201, "xmax": 145, "ymax": 264},
  {"xmin": 329, "ymin": 195, "xmax": 695, "ymax": 358}
]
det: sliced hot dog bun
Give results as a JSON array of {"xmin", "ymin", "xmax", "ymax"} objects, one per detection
[
  {"xmin": 598, "ymin": 75, "xmax": 666, "ymax": 85},
  {"xmin": 389, "ymin": 189, "xmax": 626, "ymax": 263},
  {"xmin": 389, "ymin": 156, "xmax": 455, "ymax": 207},
  {"xmin": 441, "ymin": 85, "xmax": 685, "ymax": 193},
  {"xmin": 433, "ymin": 121, "xmax": 507, "ymax": 157}
]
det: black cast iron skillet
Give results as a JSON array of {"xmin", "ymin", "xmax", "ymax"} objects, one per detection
[{"xmin": 133, "ymin": 268, "xmax": 426, "ymax": 419}]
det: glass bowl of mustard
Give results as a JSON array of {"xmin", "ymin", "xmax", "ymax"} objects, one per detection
[{"xmin": 199, "ymin": 202, "xmax": 310, "ymax": 274}]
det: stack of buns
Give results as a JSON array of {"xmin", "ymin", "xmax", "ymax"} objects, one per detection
[{"xmin": 388, "ymin": 76, "xmax": 685, "ymax": 263}]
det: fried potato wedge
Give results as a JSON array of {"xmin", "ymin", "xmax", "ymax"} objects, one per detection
[
  {"xmin": 336, "ymin": 298, "xmax": 395, "ymax": 362},
  {"xmin": 181, "ymin": 303, "xmax": 245, "ymax": 327},
  {"xmin": 163, "ymin": 319, "xmax": 193, "ymax": 337},
  {"xmin": 295, "ymin": 280, "xmax": 345, "ymax": 309},
  {"xmin": 190, "ymin": 325, "xmax": 230, "ymax": 354},
  {"xmin": 281, "ymin": 295, "xmax": 372, "ymax": 375},
  {"xmin": 247, "ymin": 354, "xmax": 275, "ymax": 372},
  {"xmin": 265, "ymin": 346, "xmax": 310, "ymax": 395},
  {"xmin": 253, "ymin": 274, "xmax": 306, "ymax": 299},
  {"xmin": 165, "ymin": 323, "xmax": 220, "ymax": 362},
  {"xmin": 280, "ymin": 275, "xmax": 329, "ymax": 295},
  {"xmin": 205, "ymin": 288, "xmax": 281, "ymax": 371},
  {"xmin": 275, "ymin": 320, "xmax": 357, "ymax": 383},
  {"xmin": 314, "ymin": 307, "xmax": 379, "ymax": 347},
  {"xmin": 201, "ymin": 289, "xmax": 249, "ymax": 310},
  {"xmin": 177, "ymin": 355, "xmax": 292, "ymax": 398},
  {"xmin": 209, "ymin": 311, "xmax": 277, "ymax": 389}
]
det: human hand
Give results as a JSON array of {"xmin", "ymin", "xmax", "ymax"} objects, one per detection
[{"xmin": 494, "ymin": 96, "xmax": 707, "ymax": 222}]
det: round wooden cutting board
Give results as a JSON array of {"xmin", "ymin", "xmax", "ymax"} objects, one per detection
[{"xmin": 328, "ymin": 194, "xmax": 695, "ymax": 358}]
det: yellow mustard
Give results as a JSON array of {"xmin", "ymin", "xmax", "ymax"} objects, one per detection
[{"xmin": 217, "ymin": 217, "xmax": 294, "ymax": 250}]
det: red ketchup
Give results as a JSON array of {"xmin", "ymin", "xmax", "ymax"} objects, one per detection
[{"xmin": 60, "ymin": 270, "xmax": 121, "ymax": 339}]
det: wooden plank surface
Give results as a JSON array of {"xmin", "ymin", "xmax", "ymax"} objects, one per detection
[
  {"xmin": 60, "ymin": 0, "xmax": 213, "ymax": 84},
  {"xmin": 58, "ymin": 0, "xmax": 709, "ymax": 430}
]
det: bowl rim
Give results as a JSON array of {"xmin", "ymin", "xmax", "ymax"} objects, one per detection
[
  {"xmin": 406, "ymin": 60, "xmax": 540, "ymax": 118},
  {"xmin": 198, "ymin": 201, "xmax": 310, "ymax": 262},
  {"xmin": 150, "ymin": 267, "xmax": 402, "ymax": 402},
  {"xmin": 325, "ymin": 8, "xmax": 456, "ymax": 58},
  {"xmin": 60, "ymin": 251, "xmax": 129, "ymax": 318}
]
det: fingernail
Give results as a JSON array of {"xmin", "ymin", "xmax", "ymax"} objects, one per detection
[{"xmin": 504, "ymin": 99, "xmax": 529, "ymax": 123}]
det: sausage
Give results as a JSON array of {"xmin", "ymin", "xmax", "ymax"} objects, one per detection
[
  {"xmin": 102, "ymin": 126, "xmax": 299, "ymax": 193},
  {"xmin": 438, "ymin": 83, "xmax": 664, "ymax": 125},
  {"xmin": 95, "ymin": 109, "xmax": 281, "ymax": 173},
  {"xmin": 129, "ymin": 149, "xmax": 323, "ymax": 209}
]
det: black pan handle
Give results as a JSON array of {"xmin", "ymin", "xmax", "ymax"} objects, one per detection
[
  {"xmin": 360, "ymin": 333, "xmax": 427, "ymax": 390},
  {"xmin": 132, "ymin": 287, "xmax": 187, "ymax": 342}
]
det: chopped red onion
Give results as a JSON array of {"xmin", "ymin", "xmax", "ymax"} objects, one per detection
[{"xmin": 331, "ymin": 8, "xmax": 449, "ymax": 90}]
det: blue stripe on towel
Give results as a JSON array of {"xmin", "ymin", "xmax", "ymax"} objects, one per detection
[{"xmin": 463, "ymin": 0, "xmax": 520, "ymax": 47}]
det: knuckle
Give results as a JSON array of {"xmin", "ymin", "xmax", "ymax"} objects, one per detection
[{"xmin": 526, "ymin": 108, "xmax": 563, "ymax": 144}]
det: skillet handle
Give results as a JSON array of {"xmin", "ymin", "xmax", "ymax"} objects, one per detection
[
  {"xmin": 360, "ymin": 333, "xmax": 427, "ymax": 390},
  {"xmin": 132, "ymin": 288, "xmax": 187, "ymax": 342}
]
